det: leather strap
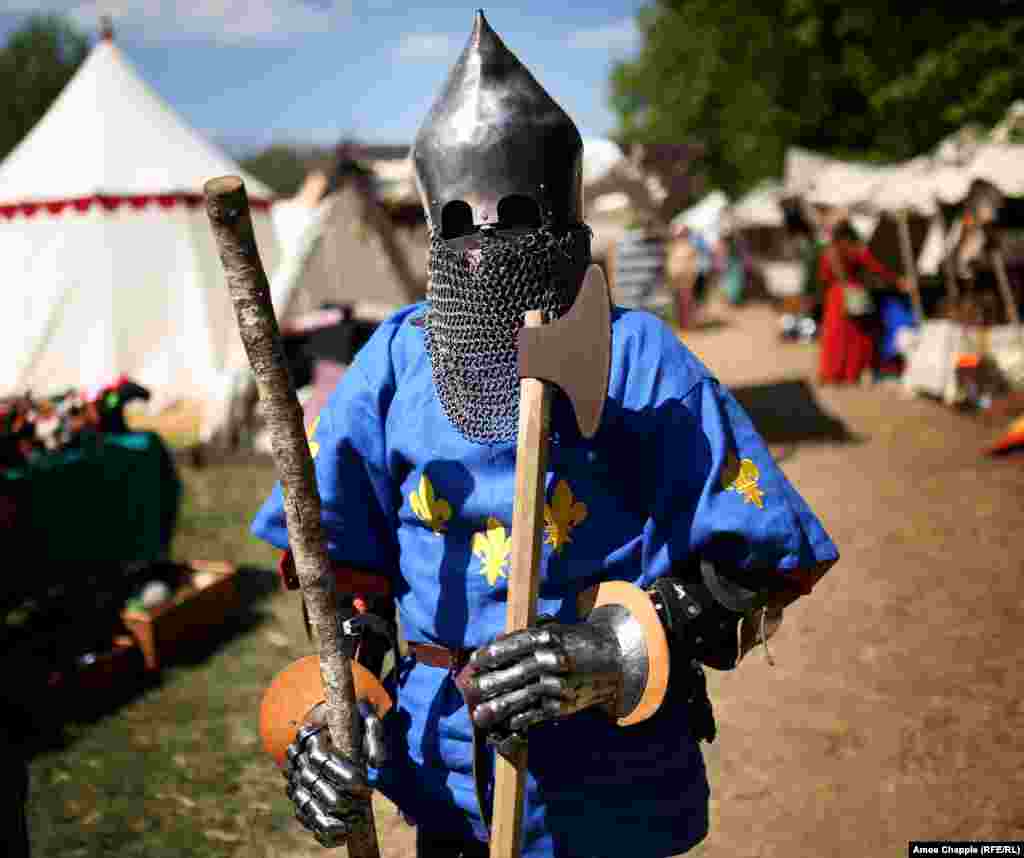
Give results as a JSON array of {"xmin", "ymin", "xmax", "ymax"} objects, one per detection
[
  {"xmin": 407, "ymin": 642, "xmax": 472, "ymax": 672},
  {"xmin": 472, "ymin": 725, "xmax": 494, "ymax": 835}
]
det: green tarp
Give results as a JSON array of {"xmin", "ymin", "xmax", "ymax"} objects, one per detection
[{"xmin": 2, "ymin": 432, "xmax": 180, "ymax": 566}]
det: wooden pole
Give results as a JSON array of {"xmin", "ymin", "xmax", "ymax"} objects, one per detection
[
  {"xmin": 203, "ymin": 176, "xmax": 380, "ymax": 858},
  {"xmin": 933, "ymin": 204, "xmax": 960, "ymax": 310},
  {"xmin": 489, "ymin": 310, "xmax": 551, "ymax": 858},
  {"xmin": 990, "ymin": 245, "xmax": 1021, "ymax": 328},
  {"xmin": 897, "ymin": 210, "xmax": 925, "ymax": 322}
]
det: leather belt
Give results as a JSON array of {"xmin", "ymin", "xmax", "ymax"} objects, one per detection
[{"xmin": 407, "ymin": 642, "xmax": 472, "ymax": 674}]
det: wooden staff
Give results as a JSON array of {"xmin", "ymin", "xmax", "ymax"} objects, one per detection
[
  {"xmin": 489, "ymin": 310, "xmax": 551, "ymax": 858},
  {"xmin": 203, "ymin": 176, "xmax": 380, "ymax": 858},
  {"xmin": 897, "ymin": 210, "xmax": 925, "ymax": 322}
]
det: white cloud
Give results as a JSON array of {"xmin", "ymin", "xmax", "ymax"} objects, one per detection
[
  {"xmin": 394, "ymin": 32, "xmax": 455, "ymax": 61},
  {"xmin": 567, "ymin": 18, "xmax": 640, "ymax": 55},
  {"xmin": 15, "ymin": 0, "xmax": 350, "ymax": 44}
]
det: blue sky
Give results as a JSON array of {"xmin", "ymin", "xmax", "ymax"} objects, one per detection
[{"xmin": 1, "ymin": 1, "xmax": 645, "ymax": 154}]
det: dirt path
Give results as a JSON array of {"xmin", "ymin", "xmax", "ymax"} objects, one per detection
[{"xmin": 682, "ymin": 301, "xmax": 1024, "ymax": 857}]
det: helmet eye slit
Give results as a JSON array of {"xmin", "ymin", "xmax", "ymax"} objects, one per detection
[
  {"xmin": 496, "ymin": 195, "xmax": 541, "ymax": 231},
  {"xmin": 441, "ymin": 200, "xmax": 475, "ymax": 240}
]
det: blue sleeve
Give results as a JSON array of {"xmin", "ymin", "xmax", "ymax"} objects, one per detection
[
  {"xmin": 643, "ymin": 376, "xmax": 838, "ymax": 591},
  {"xmin": 250, "ymin": 333, "xmax": 400, "ymax": 578}
]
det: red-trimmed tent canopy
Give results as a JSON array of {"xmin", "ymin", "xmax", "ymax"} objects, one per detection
[{"xmin": 0, "ymin": 37, "xmax": 280, "ymax": 416}]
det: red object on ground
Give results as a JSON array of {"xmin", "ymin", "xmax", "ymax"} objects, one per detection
[{"xmin": 987, "ymin": 417, "xmax": 1024, "ymax": 455}]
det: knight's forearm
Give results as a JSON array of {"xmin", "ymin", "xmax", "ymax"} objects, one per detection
[{"xmin": 647, "ymin": 558, "xmax": 819, "ymax": 671}]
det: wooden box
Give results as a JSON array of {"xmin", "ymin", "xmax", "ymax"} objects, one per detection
[
  {"xmin": 121, "ymin": 561, "xmax": 237, "ymax": 672},
  {"xmin": 63, "ymin": 635, "xmax": 148, "ymax": 715}
]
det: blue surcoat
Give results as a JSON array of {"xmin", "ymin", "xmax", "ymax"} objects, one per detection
[{"xmin": 253, "ymin": 303, "xmax": 838, "ymax": 857}]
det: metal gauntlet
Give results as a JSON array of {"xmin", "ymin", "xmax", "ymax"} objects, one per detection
[{"xmin": 284, "ymin": 702, "xmax": 387, "ymax": 849}]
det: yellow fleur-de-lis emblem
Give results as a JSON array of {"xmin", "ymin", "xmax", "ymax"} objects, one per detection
[
  {"xmin": 543, "ymin": 479, "xmax": 588, "ymax": 555},
  {"xmin": 307, "ymin": 415, "xmax": 321, "ymax": 458},
  {"xmin": 721, "ymin": 451, "xmax": 765, "ymax": 509},
  {"xmin": 472, "ymin": 517, "xmax": 512, "ymax": 586},
  {"xmin": 409, "ymin": 474, "xmax": 452, "ymax": 535}
]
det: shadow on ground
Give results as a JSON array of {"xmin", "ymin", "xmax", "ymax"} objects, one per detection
[
  {"xmin": 731, "ymin": 379, "xmax": 858, "ymax": 446},
  {"xmin": 156, "ymin": 564, "xmax": 279, "ymax": 671},
  {"xmin": 3, "ymin": 564, "xmax": 281, "ymax": 761},
  {"xmin": 690, "ymin": 315, "xmax": 729, "ymax": 333}
]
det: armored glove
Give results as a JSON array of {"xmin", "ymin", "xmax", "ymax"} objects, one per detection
[
  {"xmin": 456, "ymin": 561, "xmax": 796, "ymax": 755},
  {"xmin": 284, "ymin": 701, "xmax": 388, "ymax": 848},
  {"xmin": 456, "ymin": 608, "xmax": 644, "ymax": 755}
]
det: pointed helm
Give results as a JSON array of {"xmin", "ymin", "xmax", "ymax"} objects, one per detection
[
  {"xmin": 412, "ymin": 9, "xmax": 585, "ymax": 238},
  {"xmin": 412, "ymin": 11, "xmax": 592, "ymax": 446}
]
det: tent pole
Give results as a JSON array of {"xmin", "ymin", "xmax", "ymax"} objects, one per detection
[
  {"xmin": 897, "ymin": 210, "xmax": 925, "ymax": 322},
  {"xmin": 932, "ymin": 204, "xmax": 959, "ymax": 310},
  {"xmin": 990, "ymin": 245, "xmax": 1021, "ymax": 330}
]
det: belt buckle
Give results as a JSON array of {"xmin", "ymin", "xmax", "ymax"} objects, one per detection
[{"xmin": 449, "ymin": 647, "xmax": 470, "ymax": 677}]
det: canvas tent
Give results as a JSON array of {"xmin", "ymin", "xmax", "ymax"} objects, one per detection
[
  {"xmin": 203, "ymin": 164, "xmax": 429, "ymax": 447},
  {"xmin": 783, "ymin": 137, "xmax": 1024, "ymax": 220},
  {"xmin": 670, "ymin": 190, "xmax": 730, "ymax": 245},
  {"xmin": 724, "ymin": 182, "xmax": 786, "ymax": 231},
  {"xmin": 268, "ymin": 170, "xmax": 426, "ymax": 328},
  {"xmin": 0, "ymin": 34, "xmax": 280, "ymax": 415}
]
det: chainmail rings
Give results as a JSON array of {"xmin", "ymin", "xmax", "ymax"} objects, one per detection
[{"xmin": 424, "ymin": 226, "xmax": 591, "ymax": 445}]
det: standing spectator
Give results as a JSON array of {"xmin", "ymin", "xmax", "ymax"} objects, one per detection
[
  {"xmin": 667, "ymin": 223, "xmax": 700, "ymax": 328},
  {"xmin": 818, "ymin": 221, "xmax": 908, "ymax": 384},
  {"xmin": 720, "ymin": 232, "xmax": 749, "ymax": 306}
]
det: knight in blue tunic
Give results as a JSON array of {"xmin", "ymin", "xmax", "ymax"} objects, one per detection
[{"xmin": 254, "ymin": 12, "xmax": 838, "ymax": 858}]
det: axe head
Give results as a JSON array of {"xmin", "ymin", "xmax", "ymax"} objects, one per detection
[{"xmin": 517, "ymin": 264, "xmax": 612, "ymax": 439}]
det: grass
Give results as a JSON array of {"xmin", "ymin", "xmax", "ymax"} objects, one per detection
[
  {"xmin": 25, "ymin": 452, "xmax": 718, "ymax": 858},
  {"xmin": 24, "ymin": 457, "xmax": 342, "ymax": 858}
]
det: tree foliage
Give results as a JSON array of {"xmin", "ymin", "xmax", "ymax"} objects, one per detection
[
  {"xmin": 610, "ymin": 1, "xmax": 1024, "ymax": 196},
  {"xmin": 0, "ymin": 15, "xmax": 89, "ymax": 163},
  {"xmin": 238, "ymin": 145, "xmax": 318, "ymax": 196}
]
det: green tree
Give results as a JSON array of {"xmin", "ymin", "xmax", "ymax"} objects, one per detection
[
  {"xmin": 238, "ymin": 145, "xmax": 314, "ymax": 196},
  {"xmin": 0, "ymin": 14, "xmax": 89, "ymax": 162},
  {"xmin": 610, "ymin": 1, "xmax": 1024, "ymax": 196}
]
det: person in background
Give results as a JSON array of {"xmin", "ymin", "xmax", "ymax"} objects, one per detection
[
  {"xmin": 667, "ymin": 223, "xmax": 701, "ymax": 328},
  {"xmin": 720, "ymin": 232, "xmax": 749, "ymax": 306},
  {"xmin": 817, "ymin": 221, "xmax": 908, "ymax": 385}
]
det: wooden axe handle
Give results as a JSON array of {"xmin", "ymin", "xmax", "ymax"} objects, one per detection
[
  {"xmin": 490, "ymin": 310, "xmax": 551, "ymax": 858},
  {"xmin": 203, "ymin": 176, "xmax": 381, "ymax": 858}
]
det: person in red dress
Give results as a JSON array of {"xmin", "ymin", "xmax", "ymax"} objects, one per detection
[{"xmin": 817, "ymin": 221, "xmax": 907, "ymax": 384}]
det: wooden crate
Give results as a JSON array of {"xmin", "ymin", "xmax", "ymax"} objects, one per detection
[
  {"xmin": 121, "ymin": 561, "xmax": 237, "ymax": 672},
  {"xmin": 61, "ymin": 635, "xmax": 148, "ymax": 713}
]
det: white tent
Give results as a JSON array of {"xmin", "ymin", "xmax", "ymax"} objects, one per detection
[
  {"xmin": 268, "ymin": 177, "xmax": 424, "ymax": 328},
  {"xmin": 203, "ymin": 169, "xmax": 429, "ymax": 447},
  {"xmin": 725, "ymin": 181, "xmax": 786, "ymax": 231},
  {"xmin": 0, "ymin": 35, "xmax": 280, "ymax": 412},
  {"xmin": 784, "ymin": 138, "xmax": 1024, "ymax": 218},
  {"xmin": 671, "ymin": 190, "xmax": 730, "ymax": 244}
]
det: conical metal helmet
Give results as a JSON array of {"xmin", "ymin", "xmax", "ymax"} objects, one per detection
[{"xmin": 412, "ymin": 10, "xmax": 584, "ymax": 239}]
